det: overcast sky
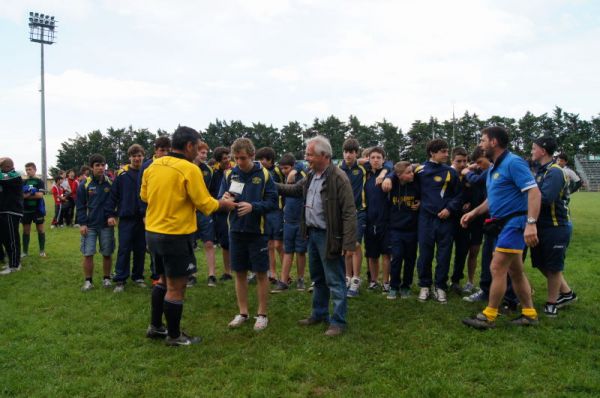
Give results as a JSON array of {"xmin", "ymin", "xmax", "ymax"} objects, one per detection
[{"xmin": 1, "ymin": 0, "xmax": 599, "ymax": 173}]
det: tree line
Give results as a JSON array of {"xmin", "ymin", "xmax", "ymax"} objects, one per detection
[{"xmin": 53, "ymin": 107, "xmax": 600, "ymax": 174}]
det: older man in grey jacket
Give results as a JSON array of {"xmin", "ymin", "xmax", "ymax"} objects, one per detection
[{"xmin": 277, "ymin": 135, "xmax": 356, "ymax": 336}]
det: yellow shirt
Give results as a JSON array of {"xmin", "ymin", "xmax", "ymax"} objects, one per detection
[{"xmin": 141, "ymin": 154, "xmax": 219, "ymax": 235}]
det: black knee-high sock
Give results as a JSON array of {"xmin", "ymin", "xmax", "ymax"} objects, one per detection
[
  {"xmin": 151, "ymin": 284, "xmax": 167, "ymax": 328},
  {"xmin": 38, "ymin": 232, "xmax": 45, "ymax": 251},
  {"xmin": 22, "ymin": 233, "xmax": 30, "ymax": 253},
  {"xmin": 164, "ymin": 299, "xmax": 183, "ymax": 338}
]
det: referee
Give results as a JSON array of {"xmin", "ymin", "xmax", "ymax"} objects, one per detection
[{"xmin": 141, "ymin": 126, "xmax": 236, "ymax": 346}]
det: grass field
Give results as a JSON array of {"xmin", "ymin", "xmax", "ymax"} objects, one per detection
[{"xmin": 1, "ymin": 193, "xmax": 599, "ymax": 397}]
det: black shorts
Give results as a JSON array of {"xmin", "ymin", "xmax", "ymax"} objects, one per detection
[
  {"xmin": 21, "ymin": 212, "xmax": 45, "ymax": 225},
  {"xmin": 229, "ymin": 232, "xmax": 269, "ymax": 273},
  {"xmin": 467, "ymin": 216, "xmax": 485, "ymax": 246},
  {"xmin": 145, "ymin": 231, "xmax": 197, "ymax": 278},
  {"xmin": 364, "ymin": 224, "xmax": 391, "ymax": 258},
  {"xmin": 531, "ymin": 225, "xmax": 571, "ymax": 272}
]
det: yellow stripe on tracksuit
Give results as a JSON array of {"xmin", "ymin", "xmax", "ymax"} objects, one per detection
[
  {"xmin": 440, "ymin": 171, "xmax": 451, "ymax": 198},
  {"xmin": 548, "ymin": 163, "xmax": 569, "ymax": 227},
  {"xmin": 359, "ymin": 165, "xmax": 367, "ymax": 209}
]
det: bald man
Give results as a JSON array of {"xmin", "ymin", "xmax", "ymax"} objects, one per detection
[{"xmin": 0, "ymin": 157, "xmax": 24, "ymax": 274}]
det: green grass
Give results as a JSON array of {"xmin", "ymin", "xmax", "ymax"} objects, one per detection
[{"xmin": 1, "ymin": 194, "xmax": 600, "ymax": 397}]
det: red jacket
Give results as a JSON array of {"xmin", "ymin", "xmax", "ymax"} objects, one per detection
[
  {"xmin": 52, "ymin": 184, "xmax": 64, "ymax": 205},
  {"xmin": 67, "ymin": 178, "xmax": 78, "ymax": 200}
]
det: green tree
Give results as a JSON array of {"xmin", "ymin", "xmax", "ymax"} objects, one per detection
[
  {"xmin": 280, "ymin": 121, "xmax": 305, "ymax": 159},
  {"xmin": 311, "ymin": 116, "xmax": 346, "ymax": 159}
]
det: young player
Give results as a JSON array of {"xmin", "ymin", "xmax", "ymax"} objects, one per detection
[
  {"xmin": 449, "ymin": 147, "xmax": 469, "ymax": 293},
  {"xmin": 220, "ymin": 138, "xmax": 278, "ymax": 331},
  {"xmin": 76, "ymin": 154, "xmax": 115, "ymax": 291},
  {"xmin": 21, "ymin": 162, "xmax": 46, "ymax": 258},
  {"xmin": 51, "ymin": 175, "xmax": 66, "ymax": 228},
  {"xmin": 271, "ymin": 153, "xmax": 307, "ymax": 292}
]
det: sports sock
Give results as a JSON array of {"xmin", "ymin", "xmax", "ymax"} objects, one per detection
[
  {"xmin": 164, "ymin": 299, "xmax": 183, "ymax": 338},
  {"xmin": 522, "ymin": 307, "xmax": 538, "ymax": 319},
  {"xmin": 22, "ymin": 233, "xmax": 30, "ymax": 253},
  {"xmin": 482, "ymin": 306, "xmax": 499, "ymax": 322},
  {"xmin": 38, "ymin": 232, "xmax": 45, "ymax": 251},
  {"xmin": 86, "ymin": 277, "xmax": 93, "ymax": 283},
  {"xmin": 151, "ymin": 284, "xmax": 167, "ymax": 328}
]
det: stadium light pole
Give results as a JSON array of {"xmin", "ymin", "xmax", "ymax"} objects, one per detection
[{"xmin": 28, "ymin": 11, "xmax": 57, "ymax": 188}]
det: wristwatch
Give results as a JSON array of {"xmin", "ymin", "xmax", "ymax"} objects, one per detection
[{"xmin": 526, "ymin": 217, "xmax": 537, "ymax": 225}]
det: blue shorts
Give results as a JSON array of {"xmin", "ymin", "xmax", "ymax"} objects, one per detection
[
  {"xmin": 531, "ymin": 225, "xmax": 570, "ymax": 272},
  {"xmin": 265, "ymin": 210, "xmax": 284, "ymax": 241},
  {"xmin": 214, "ymin": 213, "xmax": 230, "ymax": 250},
  {"xmin": 364, "ymin": 224, "xmax": 390, "ymax": 258},
  {"xmin": 196, "ymin": 211, "xmax": 215, "ymax": 243},
  {"xmin": 495, "ymin": 217, "xmax": 526, "ymax": 254},
  {"xmin": 283, "ymin": 222, "xmax": 307, "ymax": 254},
  {"xmin": 229, "ymin": 232, "xmax": 269, "ymax": 273},
  {"xmin": 80, "ymin": 227, "xmax": 115, "ymax": 257},
  {"xmin": 356, "ymin": 210, "xmax": 367, "ymax": 243}
]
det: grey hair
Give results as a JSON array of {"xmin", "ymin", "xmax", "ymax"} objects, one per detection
[{"xmin": 307, "ymin": 135, "xmax": 332, "ymax": 158}]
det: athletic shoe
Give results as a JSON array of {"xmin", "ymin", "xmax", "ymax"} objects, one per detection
[
  {"xmin": 298, "ymin": 317, "xmax": 325, "ymax": 326},
  {"xmin": 418, "ymin": 287, "xmax": 430, "ymax": 302},
  {"xmin": 102, "ymin": 278, "xmax": 112, "ymax": 288},
  {"xmin": 462, "ymin": 312, "xmax": 496, "ymax": 330},
  {"xmin": 219, "ymin": 273, "xmax": 233, "ymax": 281},
  {"xmin": 113, "ymin": 283, "xmax": 125, "ymax": 293},
  {"xmin": 50, "ymin": 225, "xmax": 56, "ymax": 229},
  {"xmin": 400, "ymin": 288, "xmax": 411, "ymax": 299},
  {"xmin": 268, "ymin": 276, "xmax": 278, "ymax": 285},
  {"xmin": 556, "ymin": 291, "xmax": 578, "ymax": 309},
  {"xmin": 347, "ymin": 277, "xmax": 360, "ymax": 298},
  {"xmin": 308, "ymin": 281, "xmax": 315, "ymax": 292},
  {"xmin": 345, "ymin": 276, "xmax": 351, "ymax": 289},
  {"xmin": 207, "ymin": 275, "xmax": 217, "ymax": 287},
  {"xmin": 382, "ymin": 283, "xmax": 391, "ymax": 294},
  {"xmin": 81, "ymin": 280, "xmax": 93, "ymax": 291},
  {"xmin": 21, "ymin": 252, "xmax": 28, "ymax": 258},
  {"xmin": 39, "ymin": 252, "xmax": 47, "ymax": 258},
  {"xmin": 544, "ymin": 303, "xmax": 558, "ymax": 317},
  {"xmin": 450, "ymin": 283, "xmax": 462, "ymax": 295},
  {"xmin": 463, "ymin": 289, "xmax": 486, "ymax": 303},
  {"xmin": 271, "ymin": 281, "xmax": 289, "ymax": 293},
  {"xmin": 346, "ymin": 288, "xmax": 359, "ymax": 298},
  {"xmin": 187, "ymin": 276, "xmax": 197, "ymax": 288},
  {"xmin": 228, "ymin": 314, "xmax": 249, "ymax": 328},
  {"xmin": 247, "ymin": 273, "xmax": 257, "ymax": 284},
  {"xmin": 368, "ymin": 281, "xmax": 379, "ymax": 290},
  {"xmin": 324, "ymin": 325, "xmax": 344, "ymax": 337},
  {"xmin": 165, "ymin": 332, "xmax": 202, "ymax": 346},
  {"xmin": 510, "ymin": 314, "xmax": 539, "ymax": 327},
  {"xmin": 73, "ymin": 224, "xmax": 80, "ymax": 228},
  {"xmin": 253, "ymin": 315, "xmax": 268, "ymax": 331},
  {"xmin": 0, "ymin": 265, "xmax": 21, "ymax": 275},
  {"xmin": 296, "ymin": 278, "xmax": 306, "ymax": 291},
  {"xmin": 134, "ymin": 279, "xmax": 147, "ymax": 288},
  {"xmin": 433, "ymin": 288, "xmax": 448, "ymax": 304},
  {"xmin": 146, "ymin": 324, "xmax": 168, "ymax": 339},
  {"xmin": 462, "ymin": 282, "xmax": 475, "ymax": 294},
  {"xmin": 387, "ymin": 289, "xmax": 398, "ymax": 300},
  {"xmin": 500, "ymin": 300, "xmax": 518, "ymax": 316}
]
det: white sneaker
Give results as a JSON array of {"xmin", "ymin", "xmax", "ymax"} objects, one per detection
[
  {"xmin": 39, "ymin": 252, "xmax": 47, "ymax": 258},
  {"xmin": 21, "ymin": 253, "xmax": 28, "ymax": 258},
  {"xmin": 345, "ymin": 276, "xmax": 351, "ymax": 288},
  {"xmin": 433, "ymin": 288, "xmax": 448, "ymax": 304},
  {"xmin": 462, "ymin": 282, "xmax": 474, "ymax": 293},
  {"xmin": 113, "ymin": 284, "xmax": 125, "ymax": 293},
  {"xmin": 228, "ymin": 314, "xmax": 248, "ymax": 328},
  {"xmin": 102, "ymin": 278, "xmax": 113, "ymax": 288},
  {"xmin": 81, "ymin": 280, "xmax": 94, "ymax": 291},
  {"xmin": 0, "ymin": 265, "xmax": 21, "ymax": 275},
  {"xmin": 134, "ymin": 279, "xmax": 147, "ymax": 288},
  {"xmin": 418, "ymin": 287, "xmax": 430, "ymax": 302},
  {"xmin": 253, "ymin": 315, "xmax": 269, "ymax": 331}
]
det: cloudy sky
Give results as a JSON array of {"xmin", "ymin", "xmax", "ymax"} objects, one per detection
[{"xmin": 1, "ymin": 0, "xmax": 599, "ymax": 172}]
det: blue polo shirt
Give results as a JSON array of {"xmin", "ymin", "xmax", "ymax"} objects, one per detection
[{"xmin": 486, "ymin": 151, "xmax": 537, "ymax": 220}]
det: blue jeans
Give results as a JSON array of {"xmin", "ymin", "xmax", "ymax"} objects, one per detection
[{"xmin": 307, "ymin": 229, "xmax": 347, "ymax": 327}]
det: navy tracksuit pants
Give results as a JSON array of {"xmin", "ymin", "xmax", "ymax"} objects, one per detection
[
  {"xmin": 389, "ymin": 229, "xmax": 417, "ymax": 291},
  {"xmin": 416, "ymin": 212, "xmax": 455, "ymax": 290},
  {"xmin": 479, "ymin": 232, "xmax": 518, "ymax": 306},
  {"xmin": 451, "ymin": 220, "xmax": 470, "ymax": 284},
  {"xmin": 113, "ymin": 217, "xmax": 146, "ymax": 283}
]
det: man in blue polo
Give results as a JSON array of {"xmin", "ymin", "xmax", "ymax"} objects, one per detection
[
  {"xmin": 461, "ymin": 126, "xmax": 541, "ymax": 329},
  {"xmin": 530, "ymin": 136, "xmax": 577, "ymax": 317}
]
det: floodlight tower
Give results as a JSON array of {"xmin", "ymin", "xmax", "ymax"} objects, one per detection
[{"xmin": 28, "ymin": 12, "xmax": 57, "ymax": 188}]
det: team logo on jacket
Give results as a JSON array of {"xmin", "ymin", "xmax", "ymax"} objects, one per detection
[
  {"xmin": 434, "ymin": 176, "xmax": 442, "ymax": 182},
  {"xmin": 252, "ymin": 177, "xmax": 262, "ymax": 184},
  {"xmin": 493, "ymin": 172, "xmax": 500, "ymax": 180},
  {"xmin": 104, "ymin": 187, "xmax": 110, "ymax": 192},
  {"xmin": 352, "ymin": 169, "xmax": 359, "ymax": 175},
  {"xmin": 536, "ymin": 176, "xmax": 542, "ymax": 183}
]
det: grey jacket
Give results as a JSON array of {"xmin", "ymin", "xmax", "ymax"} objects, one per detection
[{"xmin": 277, "ymin": 163, "xmax": 357, "ymax": 260}]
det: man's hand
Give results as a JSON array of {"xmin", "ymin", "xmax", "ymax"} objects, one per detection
[
  {"xmin": 218, "ymin": 198, "xmax": 236, "ymax": 212},
  {"xmin": 79, "ymin": 225, "xmax": 88, "ymax": 236},
  {"xmin": 381, "ymin": 178, "xmax": 392, "ymax": 193},
  {"xmin": 237, "ymin": 202, "xmax": 253, "ymax": 216},
  {"xmin": 107, "ymin": 217, "xmax": 117, "ymax": 226},
  {"xmin": 222, "ymin": 192, "xmax": 234, "ymax": 201},
  {"xmin": 287, "ymin": 169, "xmax": 298, "ymax": 184},
  {"xmin": 524, "ymin": 224, "xmax": 539, "ymax": 247},
  {"xmin": 460, "ymin": 211, "xmax": 475, "ymax": 228},
  {"xmin": 411, "ymin": 200, "xmax": 420, "ymax": 211},
  {"xmin": 375, "ymin": 169, "xmax": 388, "ymax": 186},
  {"xmin": 437, "ymin": 208, "xmax": 450, "ymax": 220}
]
